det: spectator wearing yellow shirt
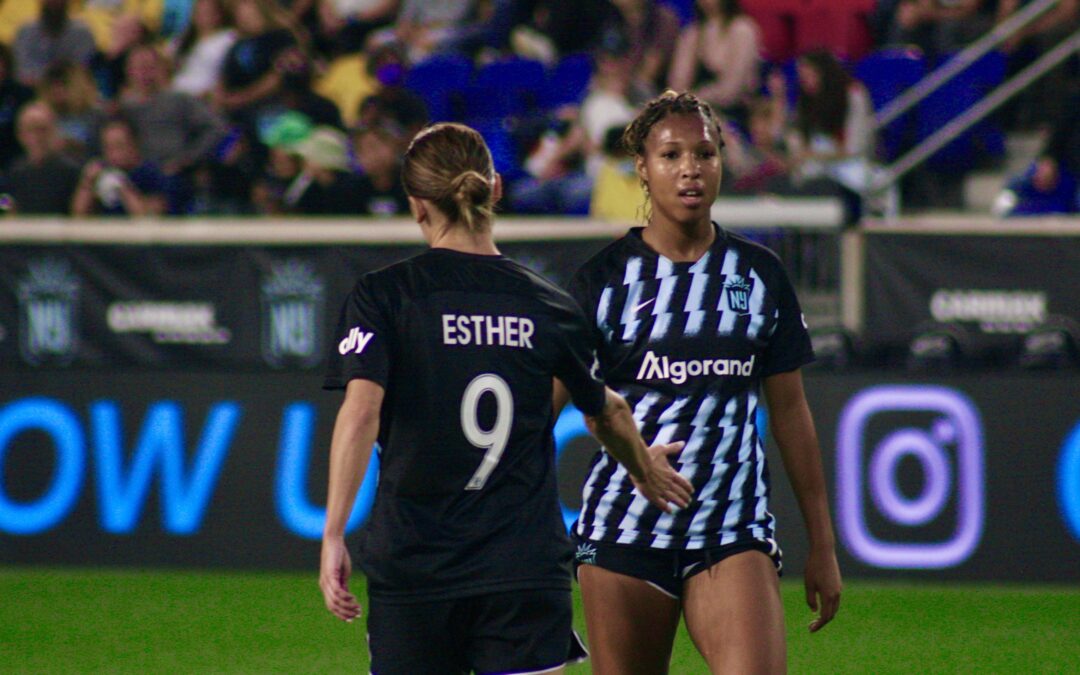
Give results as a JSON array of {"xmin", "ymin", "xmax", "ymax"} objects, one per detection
[
  {"xmin": 589, "ymin": 124, "xmax": 644, "ymax": 222},
  {"xmin": 1, "ymin": 0, "xmax": 162, "ymax": 52},
  {"xmin": 74, "ymin": 0, "xmax": 163, "ymax": 53},
  {"xmin": 0, "ymin": 0, "xmax": 39, "ymax": 45}
]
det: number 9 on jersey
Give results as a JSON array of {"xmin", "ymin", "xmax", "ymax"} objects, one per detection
[{"xmin": 461, "ymin": 373, "xmax": 515, "ymax": 490}]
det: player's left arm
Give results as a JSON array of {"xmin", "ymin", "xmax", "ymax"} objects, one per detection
[
  {"xmin": 763, "ymin": 368, "xmax": 842, "ymax": 632},
  {"xmin": 320, "ymin": 378, "xmax": 384, "ymax": 623},
  {"xmin": 552, "ymin": 378, "xmax": 571, "ymax": 417}
]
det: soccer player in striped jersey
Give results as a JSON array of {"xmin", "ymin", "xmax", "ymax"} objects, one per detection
[
  {"xmin": 556, "ymin": 92, "xmax": 842, "ymax": 674},
  {"xmin": 318, "ymin": 122, "xmax": 693, "ymax": 675}
]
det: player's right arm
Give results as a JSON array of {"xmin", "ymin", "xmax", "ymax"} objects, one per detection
[
  {"xmin": 584, "ymin": 387, "xmax": 694, "ymax": 513},
  {"xmin": 320, "ymin": 378, "xmax": 384, "ymax": 623}
]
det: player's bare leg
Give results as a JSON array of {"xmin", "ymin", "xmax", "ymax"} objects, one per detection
[
  {"xmin": 578, "ymin": 565, "xmax": 681, "ymax": 675},
  {"xmin": 682, "ymin": 550, "xmax": 786, "ymax": 674}
]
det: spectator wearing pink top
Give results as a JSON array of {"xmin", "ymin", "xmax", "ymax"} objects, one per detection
[{"xmin": 667, "ymin": 0, "xmax": 761, "ymax": 125}]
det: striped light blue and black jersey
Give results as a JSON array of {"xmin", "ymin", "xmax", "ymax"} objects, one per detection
[{"xmin": 568, "ymin": 224, "xmax": 814, "ymax": 550}]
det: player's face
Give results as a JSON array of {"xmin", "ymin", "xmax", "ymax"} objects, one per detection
[{"xmin": 637, "ymin": 112, "xmax": 722, "ymax": 230}]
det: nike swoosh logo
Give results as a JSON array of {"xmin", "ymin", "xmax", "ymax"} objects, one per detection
[{"xmin": 632, "ymin": 298, "xmax": 656, "ymax": 313}]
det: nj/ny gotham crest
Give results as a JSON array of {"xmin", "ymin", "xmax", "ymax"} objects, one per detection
[
  {"xmin": 724, "ymin": 275, "xmax": 754, "ymax": 314},
  {"xmin": 261, "ymin": 259, "xmax": 324, "ymax": 368},
  {"xmin": 18, "ymin": 258, "xmax": 80, "ymax": 366}
]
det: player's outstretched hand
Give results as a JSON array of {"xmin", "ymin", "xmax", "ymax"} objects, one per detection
[
  {"xmin": 320, "ymin": 535, "xmax": 362, "ymax": 622},
  {"xmin": 804, "ymin": 543, "xmax": 842, "ymax": 632},
  {"xmin": 632, "ymin": 441, "xmax": 694, "ymax": 513}
]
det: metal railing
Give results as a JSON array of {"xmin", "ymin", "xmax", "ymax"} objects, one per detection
[
  {"xmin": 874, "ymin": 0, "xmax": 1064, "ymax": 128},
  {"xmin": 873, "ymin": 30, "xmax": 1080, "ymax": 192},
  {"xmin": 865, "ymin": 0, "xmax": 1077, "ymax": 202}
]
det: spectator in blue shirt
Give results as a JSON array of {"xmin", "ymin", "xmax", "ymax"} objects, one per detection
[
  {"xmin": 994, "ymin": 155, "xmax": 1078, "ymax": 217},
  {"xmin": 72, "ymin": 117, "xmax": 168, "ymax": 217}
]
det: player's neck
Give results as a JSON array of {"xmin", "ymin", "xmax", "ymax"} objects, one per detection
[
  {"xmin": 642, "ymin": 217, "xmax": 715, "ymax": 263},
  {"xmin": 428, "ymin": 223, "xmax": 501, "ymax": 256}
]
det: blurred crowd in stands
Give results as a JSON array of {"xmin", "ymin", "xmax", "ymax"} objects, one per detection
[{"xmin": 0, "ymin": 0, "xmax": 1076, "ymax": 220}]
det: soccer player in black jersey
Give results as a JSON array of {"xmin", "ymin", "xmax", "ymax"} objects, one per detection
[
  {"xmin": 557, "ymin": 92, "xmax": 843, "ymax": 674},
  {"xmin": 318, "ymin": 122, "xmax": 693, "ymax": 675}
]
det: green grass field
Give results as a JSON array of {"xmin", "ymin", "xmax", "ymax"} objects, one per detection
[{"xmin": 2, "ymin": 567, "xmax": 1077, "ymax": 674}]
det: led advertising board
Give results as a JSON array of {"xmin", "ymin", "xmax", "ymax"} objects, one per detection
[{"xmin": 1, "ymin": 371, "xmax": 1077, "ymax": 581}]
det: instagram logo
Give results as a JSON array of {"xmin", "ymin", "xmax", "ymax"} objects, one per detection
[{"xmin": 837, "ymin": 385, "xmax": 985, "ymax": 569}]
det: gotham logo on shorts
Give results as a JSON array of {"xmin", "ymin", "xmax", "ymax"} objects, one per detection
[{"xmin": 575, "ymin": 542, "xmax": 598, "ymax": 565}]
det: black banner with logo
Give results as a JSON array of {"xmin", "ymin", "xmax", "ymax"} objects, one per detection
[
  {"xmin": 0, "ymin": 241, "xmax": 608, "ymax": 371},
  {"xmin": 863, "ymin": 233, "xmax": 1080, "ymax": 362}
]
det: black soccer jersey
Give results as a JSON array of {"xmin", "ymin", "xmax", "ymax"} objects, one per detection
[
  {"xmin": 569, "ymin": 225, "xmax": 814, "ymax": 550},
  {"xmin": 324, "ymin": 248, "xmax": 606, "ymax": 602}
]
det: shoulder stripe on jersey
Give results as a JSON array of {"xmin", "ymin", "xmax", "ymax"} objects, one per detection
[
  {"xmin": 683, "ymin": 263, "xmax": 710, "ymax": 336},
  {"xmin": 649, "ymin": 275, "xmax": 678, "ymax": 342},
  {"xmin": 623, "ymin": 256, "xmax": 643, "ymax": 286},
  {"xmin": 746, "ymin": 268, "xmax": 768, "ymax": 339},
  {"xmin": 597, "ymin": 286, "xmax": 613, "ymax": 341},
  {"xmin": 689, "ymin": 249, "xmax": 712, "ymax": 274},
  {"xmin": 621, "ymin": 280, "xmax": 648, "ymax": 341}
]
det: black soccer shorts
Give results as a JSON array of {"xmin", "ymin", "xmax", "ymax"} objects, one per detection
[
  {"xmin": 367, "ymin": 587, "xmax": 587, "ymax": 675},
  {"xmin": 571, "ymin": 532, "xmax": 783, "ymax": 599}
]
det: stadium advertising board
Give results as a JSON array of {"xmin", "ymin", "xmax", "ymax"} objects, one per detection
[
  {"xmin": 0, "ymin": 242, "xmax": 605, "ymax": 371},
  {"xmin": 863, "ymin": 232, "xmax": 1080, "ymax": 362},
  {"xmin": 1, "ymin": 370, "xmax": 1077, "ymax": 582}
]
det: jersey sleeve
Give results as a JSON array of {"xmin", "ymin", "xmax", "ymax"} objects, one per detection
[
  {"xmin": 759, "ymin": 261, "xmax": 815, "ymax": 376},
  {"xmin": 566, "ymin": 267, "xmax": 605, "ymax": 350},
  {"xmin": 323, "ymin": 276, "xmax": 392, "ymax": 390},
  {"xmin": 552, "ymin": 297, "xmax": 607, "ymax": 417}
]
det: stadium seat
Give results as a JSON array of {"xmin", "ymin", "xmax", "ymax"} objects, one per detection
[
  {"xmin": 404, "ymin": 54, "xmax": 473, "ymax": 122},
  {"xmin": 464, "ymin": 57, "xmax": 547, "ymax": 120},
  {"xmin": 659, "ymin": 0, "xmax": 695, "ymax": 26},
  {"xmin": 917, "ymin": 51, "xmax": 1006, "ymax": 171},
  {"xmin": 856, "ymin": 48, "xmax": 927, "ymax": 161},
  {"xmin": 468, "ymin": 117, "xmax": 526, "ymax": 182},
  {"xmin": 540, "ymin": 53, "xmax": 593, "ymax": 110}
]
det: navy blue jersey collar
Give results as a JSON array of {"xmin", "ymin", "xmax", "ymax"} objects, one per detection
[
  {"xmin": 424, "ymin": 247, "xmax": 506, "ymax": 261},
  {"xmin": 625, "ymin": 222, "xmax": 728, "ymax": 266}
]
